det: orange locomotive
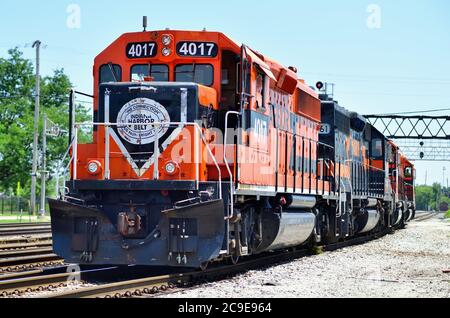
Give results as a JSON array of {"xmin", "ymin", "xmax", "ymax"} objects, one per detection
[{"xmin": 49, "ymin": 22, "xmax": 415, "ymax": 268}]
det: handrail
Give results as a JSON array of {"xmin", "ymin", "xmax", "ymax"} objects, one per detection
[
  {"xmin": 55, "ymin": 121, "xmax": 223, "ymax": 201},
  {"xmin": 55, "ymin": 136, "xmax": 77, "ymax": 199},
  {"xmin": 223, "ymin": 111, "xmax": 240, "ymax": 221}
]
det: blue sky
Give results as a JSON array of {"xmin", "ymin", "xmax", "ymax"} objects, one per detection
[{"xmin": 1, "ymin": 0, "xmax": 449, "ymax": 185}]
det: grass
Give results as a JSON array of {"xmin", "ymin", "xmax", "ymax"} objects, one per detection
[
  {"xmin": 0, "ymin": 213, "xmax": 51, "ymax": 224},
  {"xmin": 445, "ymin": 210, "xmax": 450, "ymax": 219},
  {"xmin": 310, "ymin": 246, "xmax": 324, "ymax": 255}
]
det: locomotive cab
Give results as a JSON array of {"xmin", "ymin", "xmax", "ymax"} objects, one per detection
[{"xmin": 49, "ymin": 30, "xmax": 246, "ymax": 267}]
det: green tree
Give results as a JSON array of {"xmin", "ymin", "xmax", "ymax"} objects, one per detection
[
  {"xmin": 0, "ymin": 48, "xmax": 91, "ymax": 197},
  {"xmin": 415, "ymin": 185, "xmax": 434, "ymax": 211}
]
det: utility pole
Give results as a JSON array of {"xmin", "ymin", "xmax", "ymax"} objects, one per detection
[
  {"xmin": 443, "ymin": 167, "xmax": 446, "ymax": 189},
  {"xmin": 30, "ymin": 40, "xmax": 41, "ymax": 216},
  {"xmin": 39, "ymin": 114, "xmax": 47, "ymax": 217}
]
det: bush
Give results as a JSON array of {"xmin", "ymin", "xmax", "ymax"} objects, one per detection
[{"xmin": 445, "ymin": 211, "xmax": 450, "ymax": 219}]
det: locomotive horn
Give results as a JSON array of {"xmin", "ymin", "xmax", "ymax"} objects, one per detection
[{"xmin": 143, "ymin": 16, "xmax": 148, "ymax": 32}]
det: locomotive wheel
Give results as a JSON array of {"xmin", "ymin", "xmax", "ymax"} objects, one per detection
[
  {"xmin": 199, "ymin": 262, "xmax": 209, "ymax": 271},
  {"xmin": 230, "ymin": 255, "xmax": 240, "ymax": 265}
]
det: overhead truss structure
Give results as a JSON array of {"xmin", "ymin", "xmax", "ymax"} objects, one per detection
[
  {"xmin": 392, "ymin": 140, "xmax": 450, "ymax": 162},
  {"xmin": 365, "ymin": 115, "xmax": 450, "ymax": 161},
  {"xmin": 365, "ymin": 115, "xmax": 450, "ymax": 140}
]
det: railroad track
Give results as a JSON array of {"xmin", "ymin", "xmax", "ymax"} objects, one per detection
[
  {"xmin": 0, "ymin": 265, "xmax": 91, "ymax": 297},
  {"xmin": 0, "ymin": 223, "xmax": 51, "ymax": 228},
  {"xmin": 0, "ymin": 252, "xmax": 61, "ymax": 268},
  {"xmin": 0, "ymin": 234, "xmax": 52, "ymax": 245},
  {"xmin": 0, "ymin": 259, "xmax": 65, "ymax": 275},
  {"xmin": 414, "ymin": 212, "xmax": 440, "ymax": 222},
  {"xmin": 0, "ymin": 266, "xmax": 152, "ymax": 298},
  {"xmin": 0, "ymin": 220, "xmax": 430, "ymax": 298},
  {"xmin": 0, "ymin": 232, "xmax": 59, "ymax": 271},
  {"xmin": 42, "ymin": 230, "xmax": 391, "ymax": 298},
  {"xmin": 0, "ymin": 224, "xmax": 51, "ymax": 237},
  {"xmin": 0, "ymin": 240, "xmax": 53, "ymax": 251},
  {"xmin": 0, "ymin": 247, "xmax": 54, "ymax": 258}
]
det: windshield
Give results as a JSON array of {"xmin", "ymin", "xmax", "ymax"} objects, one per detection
[
  {"xmin": 131, "ymin": 64, "xmax": 169, "ymax": 82},
  {"xmin": 175, "ymin": 64, "xmax": 213, "ymax": 86},
  {"xmin": 99, "ymin": 64, "xmax": 122, "ymax": 84}
]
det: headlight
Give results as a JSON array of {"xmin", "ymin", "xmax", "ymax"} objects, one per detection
[
  {"xmin": 162, "ymin": 35, "xmax": 172, "ymax": 46},
  {"xmin": 162, "ymin": 47, "xmax": 172, "ymax": 56},
  {"xmin": 87, "ymin": 160, "xmax": 102, "ymax": 175},
  {"xmin": 165, "ymin": 162, "xmax": 177, "ymax": 175}
]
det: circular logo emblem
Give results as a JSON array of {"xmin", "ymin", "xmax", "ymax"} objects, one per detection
[{"xmin": 117, "ymin": 98, "xmax": 170, "ymax": 145}]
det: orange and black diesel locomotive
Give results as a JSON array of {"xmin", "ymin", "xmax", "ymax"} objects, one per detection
[{"xmin": 49, "ymin": 26, "xmax": 416, "ymax": 268}]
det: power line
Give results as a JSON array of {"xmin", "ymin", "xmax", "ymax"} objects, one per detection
[
  {"xmin": 0, "ymin": 95, "xmax": 33, "ymax": 99},
  {"xmin": 368, "ymin": 107, "xmax": 450, "ymax": 116},
  {"xmin": 75, "ymin": 100, "xmax": 94, "ymax": 105},
  {"xmin": 302, "ymin": 71, "xmax": 450, "ymax": 84}
]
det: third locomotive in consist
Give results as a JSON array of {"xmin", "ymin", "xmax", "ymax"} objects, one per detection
[{"xmin": 49, "ymin": 21, "xmax": 416, "ymax": 268}]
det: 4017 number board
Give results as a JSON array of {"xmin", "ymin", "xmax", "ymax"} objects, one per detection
[
  {"xmin": 126, "ymin": 42, "xmax": 158, "ymax": 59},
  {"xmin": 176, "ymin": 41, "xmax": 218, "ymax": 57}
]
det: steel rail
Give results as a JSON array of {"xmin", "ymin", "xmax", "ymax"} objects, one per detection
[
  {"xmin": 0, "ymin": 225, "xmax": 50, "ymax": 232},
  {"xmin": 0, "ymin": 260, "xmax": 64, "ymax": 275},
  {"xmin": 0, "ymin": 228, "xmax": 51, "ymax": 237},
  {"xmin": 0, "ymin": 272, "xmax": 76, "ymax": 295},
  {"xmin": 0, "ymin": 235, "xmax": 52, "ymax": 246},
  {"xmin": 413, "ymin": 212, "xmax": 440, "ymax": 222},
  {"xmin": 0, "ymin": 269, "xmax": 46, "ymax": 281},
  {"xmin": 0, "ymin": 247, "xmax": 54, "ymax": 258},
  {"xmin": 0, "ymin": 223, "xmax": 51, "ymax": 228},
  {"xmin": 0, "ymin": 241, "xmax": 52, "ymax": 251},
  {"xmin": 0, "ymin": 253, "xmax": 60, "ymax": 267},
  {"xmin": 0, "ymin": 266, "xmax": 124, "ymax": 298}
]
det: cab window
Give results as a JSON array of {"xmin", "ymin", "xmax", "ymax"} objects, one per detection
[
  {"xmin": 131, "ymin": 64, "xmax": 169, "ymax": 82},
  {"xmin": 99, "ymin": 64, "xmax": 122, "ymax": 84},
  {"xmin": 404, "ymin": 167, "xmax": 413, "ymax": 178},
  {"xmin": 175, "ymin": 64, "xmax": 214, "ymax": 86},
  {"xmin": 371, "ymin": 139, "xmax": 383, "ymax": 158},
  {"xmin": 255, "ymin": 71, "xmax": 265, "ymax": 110}
]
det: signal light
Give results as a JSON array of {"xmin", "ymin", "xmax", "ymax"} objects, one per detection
[
  {"xmin": 164, "ymin": 161, "xmax": 178, "ymax": 176},
  {"xmin": 420, "ymin": 152, "xmax": 425, "ymax": 159},
  {"xmin": 87, "ymin": 160, "xmax": 102, "ymax": 176},
  {"xmin": 316, "ymin": 81, "xmax": 324, "ymax": 90},
  {"xmin": 162, "ymin": 47, "xmax": 172, "ymax": 56},
  {"xmin": 162, "ymin": 35, "xmax": 172, "ymax": 46}
]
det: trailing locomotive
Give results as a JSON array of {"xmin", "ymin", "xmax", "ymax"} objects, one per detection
[{"xmin": 49, "ymin": 23, "xmax": 416, "ymax": 268}]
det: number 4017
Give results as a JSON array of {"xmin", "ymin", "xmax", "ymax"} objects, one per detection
[
  {"xmin": 127, "ymin": 42, "xmax": 156, "ymax": 58},
  {"xmin": 178, "ymin": 42, "xmax": 216, "ymax": 57}
]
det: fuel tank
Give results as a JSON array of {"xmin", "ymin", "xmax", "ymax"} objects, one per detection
[
  {"xmin": 404, "ymin": 209, "xmax": 415, "ymax": 222},
  {"xmin": 287, "ymin": 195, "xmax": 317, "ymax": 209},
  {"xmin": 393, "ymin": 208, "xmax": 404, "ymax": 226},
  {"xmin": 357, "ymin": 209, "xmax": 381, "ymax": 234},
  {"xmin": 256, "ymin": 211, "xmax": 316, "ymax": 253}
]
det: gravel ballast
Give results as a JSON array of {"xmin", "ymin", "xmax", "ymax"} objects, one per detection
[{"xmin": 161, "ymin": 215, "xmax": 450, "ymax": 298}]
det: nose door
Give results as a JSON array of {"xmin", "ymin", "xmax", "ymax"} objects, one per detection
[{"xmin": 99, "ymin": 83, "xmax": 193, "ymax": 178}]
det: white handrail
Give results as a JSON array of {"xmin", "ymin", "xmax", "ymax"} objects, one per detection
[
  {"xmin": 55, "ymin": 121, "xmax": 223, "ymax": 201},
  {"xmin": 55, "ymin": 136, "xmax": 77, "ymax": 199},
  {"xmin": 223, "ymin": 111, "xmax": 240, "ymax": 221}
]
